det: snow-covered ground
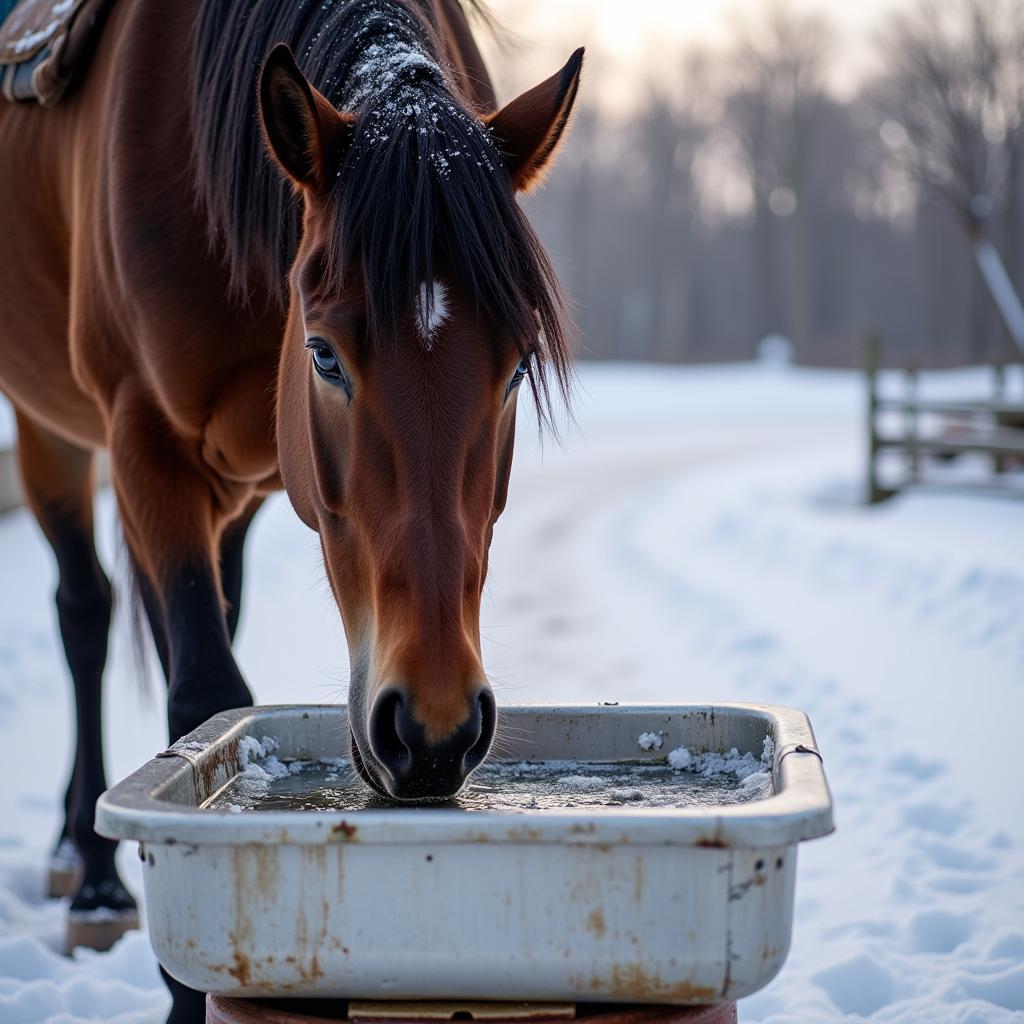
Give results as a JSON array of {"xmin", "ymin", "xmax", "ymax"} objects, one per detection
[{"xmin": 1, "ymin": 362, "xmax": 1023, "ymax": 1023}]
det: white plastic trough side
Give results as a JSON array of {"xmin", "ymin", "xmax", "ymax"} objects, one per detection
[
  {"xmin": 96, "ymin": 703, "xmax": 833, "ymax": 850},
  {"xmin": 95, "ymin": 703, "xmax": 833, "ymax": 1004}
]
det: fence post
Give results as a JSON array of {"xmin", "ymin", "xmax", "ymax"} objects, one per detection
[
  {"xmin": 865, "ymin": 332, "xmax": 886, "ymax": 504},
  {"xmin": 906, "ymin": 360, "xmax": 919, "ymax": 483},
  {"xmin": 993, "ymin": 360, "xmax": 1007, "ymax": 474}
]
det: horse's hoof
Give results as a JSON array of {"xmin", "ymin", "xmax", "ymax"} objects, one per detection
[
  {"xmin": 47, "ymin": 839, "xmax": 82, "ymax": 899},
  {"xmin": 65, "ymin": 907, "xmax": 140, "ymax": 953},
  {"xmin": 48, "ymin": 865, "xmax": 81, "ymax": 899},
  {"xmin": 66, "ymin": 878, "xmax": 139, "ymax": 953}
]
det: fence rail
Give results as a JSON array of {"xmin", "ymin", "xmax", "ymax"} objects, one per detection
[{"xmin": 865, "ymin": 334, "xmax": 1024, "ymax": 503}]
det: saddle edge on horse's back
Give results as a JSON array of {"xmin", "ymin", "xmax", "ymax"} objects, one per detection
[{"xmin": 0, "ymin": 0, "xmax": 116, "ymax": 106}]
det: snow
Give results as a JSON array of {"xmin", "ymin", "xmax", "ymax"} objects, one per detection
[
  {"xmin": 667, "ymin": 746, "xmax": 692, "ymax": 770},
  {"xmin": 1, "ymin": 361, "xmax": 1023, "ymax": 1022},
  {"xmin": 637, "ymin": 731, "xmax": 663, "ymax": 751},
  {"xmin": 336, "ymin": 6, "xmax": 498, "ymax": 183},
  {"xmin": 665, "ymin": 741, "xmax": 772, "ymax": 800},
  {"xmin": 667, "ymin": 743, "xmax": 771, "ymax": 780},
  {"xmin": 229, "ymin": 736, "xmax": 291, "ymax": 799},
  {"xmin": 608, "ymin": 788, "xmax": 644, "ymax": 802},
  {"xmin": 554, "ymin": 775, "xmax": 606, "ymax": 791}
]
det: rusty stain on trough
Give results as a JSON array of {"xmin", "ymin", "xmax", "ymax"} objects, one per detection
[
  {"xmin": 227, "ymin": 950, "xmax": 251, "ymax": 987},
  {"xmin": 695, "ymin": 836, "xmax": 729, "ymax": 849},
  {"xmin": 331, "ymin": 820, "xmax": 358, "ymax": 840},
  {"xmin": 586, "ymin": 907, "xmax": 607, "ymax": 938},
  {"xmin": 570, "ymin": 964, "xmax": 719, "ymax": 1004}
]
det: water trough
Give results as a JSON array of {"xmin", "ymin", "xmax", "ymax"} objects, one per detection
[{"xmin": 96, "ymin": 703, "xmax": 833, "ymax": 1006}]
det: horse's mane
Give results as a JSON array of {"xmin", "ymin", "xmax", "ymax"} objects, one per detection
[{"xmin": 190, "ymin": 0, "xmax": 572, "ymax": 412}]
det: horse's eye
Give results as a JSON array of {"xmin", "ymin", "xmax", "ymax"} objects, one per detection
[
  {"xmin": 311, "ymin": 345, "xmax": 338, "ymax": 375},
  {"xmin": 505, "ymin": 358, "xmax": 529, "ymax": 401},
  {"xmin": 306, "ymin": 339, "xmax": 351, "ymax": 397}
]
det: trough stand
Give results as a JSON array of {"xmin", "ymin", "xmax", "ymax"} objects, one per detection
[{"xmin": 205, "ymin": 997, "xmax": 739, "ymax": 1024}]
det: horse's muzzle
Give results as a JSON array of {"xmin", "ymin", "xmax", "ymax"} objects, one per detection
[{"xmin": 363, "ymin": 686, "xmax": 495, "ymax": 802}]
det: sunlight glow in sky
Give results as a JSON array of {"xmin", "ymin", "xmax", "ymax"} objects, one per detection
[{"xmin": 485, "ymin": 0, "xmax": 917, "ymax": 103}]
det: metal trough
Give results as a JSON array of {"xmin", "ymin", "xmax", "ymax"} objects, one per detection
[{"xmin": 96, "ymin": 704, "xmax": 833, "ymax": 1005}]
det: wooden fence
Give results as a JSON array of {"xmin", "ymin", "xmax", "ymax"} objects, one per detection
[{"xmin": 865, "ymin": 334, "xmax": 1024, "ymax": 503}]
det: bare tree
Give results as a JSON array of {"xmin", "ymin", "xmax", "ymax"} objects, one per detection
[
  {"xmin": 874, "ymin": 0, "xmax": 1022, "ymax": 228},
  {"xmin": 516, "ymin": 1, "xmax": 1022, "ymax": 367},
  {"xmin": 719, "ymin": 2, "xmax": 834, "ymax": 351},
  {"xmin": 632, "ymin": 54, "xmax": 712, "ymax": 359},
  {"xmin": 873, "ymin": 0, "xmax": 1024, "ymax": 354}
]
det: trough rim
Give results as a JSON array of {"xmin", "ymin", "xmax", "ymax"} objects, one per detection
[{"xmin": 95, "ymin": 702, "xmax": 834, "ymax": 850}]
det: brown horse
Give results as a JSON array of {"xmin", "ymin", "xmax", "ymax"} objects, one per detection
[{"xmin": 0, "ymin": 0, "xmax": 580, "ymax": 1016}]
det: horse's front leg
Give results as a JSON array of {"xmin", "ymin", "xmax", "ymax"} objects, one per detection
[
  {"xmin": 111, "ymin": 394, "xmax": 255, "ymax": 1023},
  {"xmin": 109, "ymin": 393, "xmax": 254, "ymax": 743}
]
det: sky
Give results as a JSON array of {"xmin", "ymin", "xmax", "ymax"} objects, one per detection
[{"xmin": 484, "ymin": 0, "xmax": 918, "ymax": 105}]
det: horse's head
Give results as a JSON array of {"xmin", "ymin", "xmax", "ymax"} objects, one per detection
[{"xmin": 258, "ymin": 44, "xmax": 581, "ymax": 801}]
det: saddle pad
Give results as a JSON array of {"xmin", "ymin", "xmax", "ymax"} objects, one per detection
[
  {"xmin": 0, "ymin": 0, "xmax": 81, "ymax": 65},
  {"xmin": 0, "ymin": 0, "xmax": 112, "ymax": 105},
  {"xmin": 0, "ymin": 1, "xmax": 20, "ymax": 30}
]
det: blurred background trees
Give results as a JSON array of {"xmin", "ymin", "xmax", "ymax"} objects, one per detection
[{"xmin": 504, "ymin": 0, "xmax": 1024, "ymax": 367}]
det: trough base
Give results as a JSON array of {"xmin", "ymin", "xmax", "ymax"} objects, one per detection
[{"xmin": 206, "ymin": 998, "xmax": 739, "ymax": 1024}]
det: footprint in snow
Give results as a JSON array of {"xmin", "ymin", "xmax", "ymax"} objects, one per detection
[
  {"xmin": 948, "ymin": 964, "xmax": 1024, "ymax": 1012},
  {"xmin": 928, "ymin": 874, "xmax": 995, "ymax": 895},
  {"xmin": 907, "ymin": 909, "xmax": 973, "ymax": 953},
  {"xmin": 902, "ymin": 802, "xmax": 969, "ymax": 836},
  {"xmin": 916, "ymin": 837, "xmax": 997, "ymax": 872},
  {"xmin": 887, "ymin": 753, "xmax": 946, "ymax": 781},
  {"xmin": 988, "ymin": 933, "xmax": 1024, "ymax": 961},
  {"xmin": 811, "ymin": 952, "xmax": 895, "ymax": 1017}
]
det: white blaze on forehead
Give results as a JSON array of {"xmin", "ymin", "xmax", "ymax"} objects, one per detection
[{"xmin": 415, "ymin": 281, "xmax": 450, "ymax": 345}]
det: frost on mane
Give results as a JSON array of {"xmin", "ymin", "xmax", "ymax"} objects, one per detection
[
  {"xmin": 415, "ymin": 281, "xmax": 450, "ymax": 346},
  {"xmin": 336, "ymin": 6, "xmax": 498, "ymax": 179}
]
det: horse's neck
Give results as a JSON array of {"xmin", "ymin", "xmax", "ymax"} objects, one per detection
[{"xmin": 433, "ymin": 0, "xmax": 495, "ymax": 114}]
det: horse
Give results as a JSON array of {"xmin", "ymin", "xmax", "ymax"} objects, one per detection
[{"xmin": 0, "ymin": 0, "xmax": 581, "ymax": 1017}]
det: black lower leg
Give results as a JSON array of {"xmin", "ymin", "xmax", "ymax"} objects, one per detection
[
  {"xmin": 58, "ymin": 762, "xmax": 76, "ymax": 844},
  {"xmin": 50, "ymin": 517, "xmax": 134, "ymax": 916},
  {"xmin": 163, "ymin": 561, "xmax": 254, "ymax": 744},
  {"xmin": 152, "ymin": 560, "xmax": 254, "ymax": 1024}
]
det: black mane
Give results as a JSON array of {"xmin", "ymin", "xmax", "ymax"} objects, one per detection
[{"xmin": 190, "ymin": 0, "xmax": 572, "ymax": 411}]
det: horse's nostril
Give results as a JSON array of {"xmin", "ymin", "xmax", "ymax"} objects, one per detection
[
  {"xmin": 366, "ymin": 686, "xmax": 496, "ymax": 800},
  {"xmin": 368, "ymin": 689, "xmax": 411, "ymax": 781},
  {"xmin": 464, "ymin": 689, "xmax": 496, "ymax": 773}
]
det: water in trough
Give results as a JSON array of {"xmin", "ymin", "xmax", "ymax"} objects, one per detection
[{"xmin": 203, "ymin": 756, "xmax": 774, "ymax": 812}]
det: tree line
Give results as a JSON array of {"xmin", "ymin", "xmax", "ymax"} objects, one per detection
[{"xmin": 522, "ymin": 0, "xmax": 1024, "ymax": 368}]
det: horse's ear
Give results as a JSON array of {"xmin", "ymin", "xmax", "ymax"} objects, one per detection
[
  {"xmin": 486, "ymin": 48, "xmax": 584, "ymax": 193},
  {"xmin": 259, "ymin": 44, "xmax": 354, "ymax": 190}
]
